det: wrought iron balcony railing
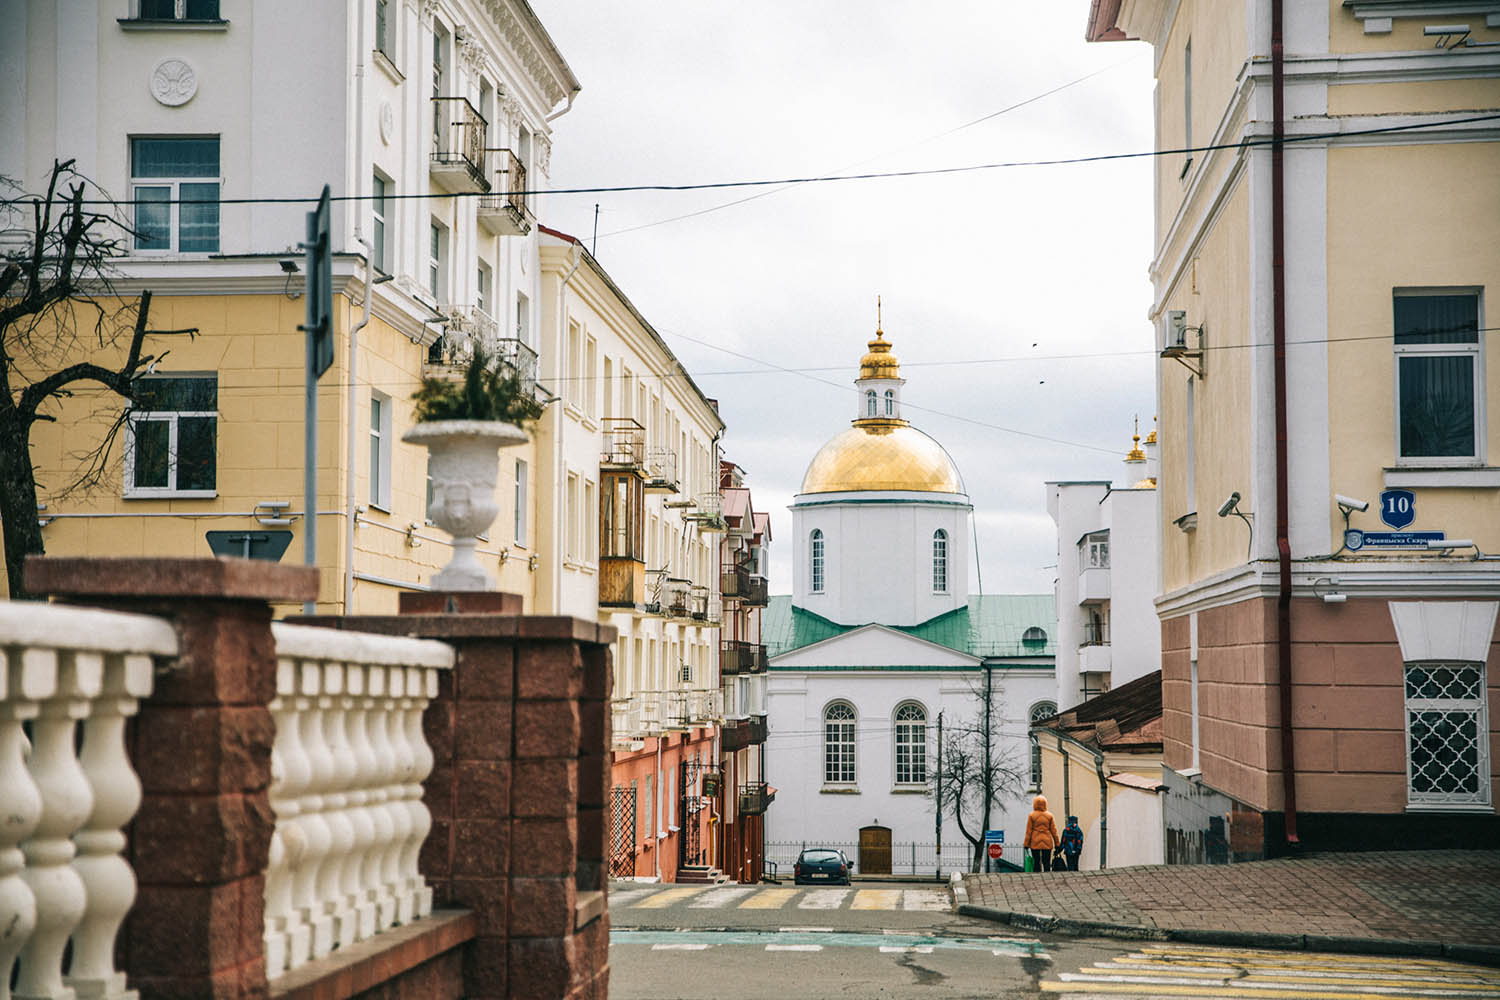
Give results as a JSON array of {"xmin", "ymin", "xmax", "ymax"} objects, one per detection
[
  {"xmin": 430, "ymin": 96, "xmax": 488, "ymax": 193},
  {"xmin": 477, "ymin": 148, "xmax": 532, "ymax": 236},
  {"xmin": 738, "ymin": 781, "xmax": 774, "ymax": 816},
  {"xmin": 601, "ymin": 417, "xmax": 646, "ymax": 468}
]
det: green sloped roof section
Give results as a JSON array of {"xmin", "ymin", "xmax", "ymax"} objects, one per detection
[{"xmin": 764, "ymin": 594, "xmax": 1055, "ymax": 659}]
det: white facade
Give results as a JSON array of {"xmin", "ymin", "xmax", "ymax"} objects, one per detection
[{"xmin": 1046, "ymin": 436, "xmax": 1162, "ymax": 710}]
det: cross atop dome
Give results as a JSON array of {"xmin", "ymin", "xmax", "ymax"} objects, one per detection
[{"xmin": 859, "ymin": 296, "xmax": 902, "ymax": 382}]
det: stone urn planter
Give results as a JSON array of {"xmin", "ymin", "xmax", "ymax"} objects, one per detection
[{"xmin": 402, "ymin": 420, "xmax": 528, "ymax": 591}]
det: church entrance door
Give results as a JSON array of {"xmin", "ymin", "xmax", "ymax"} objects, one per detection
[{"xmin": 859, "ymin": 825, "xmax": 892, "ymax": 875}]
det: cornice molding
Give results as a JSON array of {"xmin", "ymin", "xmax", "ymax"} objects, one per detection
[
  {"xmin": 477, "ymin": 0, "xmax": 572, "ymax": 108},
  {"xmin": 1155, "ymin": 558, "xmax": 1500, "ymax": 618}
]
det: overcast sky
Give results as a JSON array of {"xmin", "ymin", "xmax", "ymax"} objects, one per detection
[{"xmin": 529, "ymin": 1, "xmax": 1158, "ymax": 597}]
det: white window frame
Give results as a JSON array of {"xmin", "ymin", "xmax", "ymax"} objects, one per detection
[
  {"xmin": 823, "ymin": 702, "xmax": 857, "ymax": 787},
  {"xmin": 123, "ymin": 374, "xmax": 218, "ymax": 498},
  {"xmin": 129, "ymin": 136, "xmax": 222, "ymax": 255},
  {"xmin": 884, "ymin": 389, "xmax": 895, "ymax": 416},
  {"xmin": 1029, "ymin": 701, "xmax": 1057, "ymax": 789},
  {"xmin": 428, "ymin": 220, "xmax": 448, "ymax": 302},
  {"xmin": 1392, "ymin": 288, "xmax": 1484, "ymax": 468},
  {"xmin": 584, "ymin": 478, "xmax": 597, "ymax": 564},
  {"xmin": 810, "ymin": 528, "xmax": 825, "ymax": 593},
  {"xmin": 585, "ymin": 335, "xmax": 598, "ymax": 419},
  {"xmin": 893, "ymin": 702, "xmax": 927, "ymax": 786},
  {"xmin": 865, "ymin": 390, "xmax": 877, "ymax": 417},
  {"xmin": 932, "ymin": 529, "xmax": 948, "ymax": 593},
  {"xmin": 566, "ymin": 471, "xmax": 580, "ymax": 562},
  {"xmin": 1404, "ymin": 661, "xmax": 1490, "ymax": 810},
  {"xmin": 129, "ymin": 0, "xmax": 221, "ymax": 21},
  {"xmin": 374, "ymin": 0, "xmax": 395, "ymax": 60},
  {"xmin": 476, "ymin": 259, "xmax": 491, "ymax": 317},
  {"xmin": 369, "ymin": 390, "xmax": 392, "ymax": 510},
  {"xmin": 1080, "ymin": 531, "xmax": 1110, "ymax": 569},
  {"xmin": 514, "ymin": 458, "xmax": 528, "ymax": 547},
  {"xmin": 567, "ymin": 320, "xmax": 583, "ymax": 411},
  {"xmin": 371, "ymin": 171, "xmax": 390, "ymax": 273}
]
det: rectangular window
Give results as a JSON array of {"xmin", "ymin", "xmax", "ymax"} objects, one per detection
[
  {"xmin": 514, "ymin": 458, "xmax": 528, "ymax": 546},
  {"xmin": 374, "ymin": 0, "xmax": 392, "ymax": 58},
  {"xmin": 1405, "ymin": 663, "xmax": 1489, "ymax": 808},
  {"xmin": 1181, "ymin": 39, "xmax": 1193, "ymax": 177},
  {"xmin": 476, "ymin": 260, "xmax": 491, "ymax": 317},
  {"xmin": 371, "ymin": 172, "xmax": 388, "ymax": 273},
  {"xmin": 823, "ymin": 707, "xmax": 855, "ymax": 785},
  {"xmin": 1394, "ymin": 291, "xmax": 1482, "ymax": 463},
  {"xmin": 894, "ymin": 708, "xmax": 926, "ymax": 785},
  {"xmin": 566, "ymin": 473, "xmax": 580, "ymax": 561},
  {"xmin": 584, "ymin": 479, "xmax": 597, "ymax": 563},
  {"xmin": 1079, "ymin": 531, "xmax": 1110, "ymax": 568},
  {"xmin": 603, "ymin": 357, "xmax": 614, "ymax": 417},
  {"xmin": 369, "ymin": 391, "xmax": 391, "ymax": 509},
  {"xmin": 131, "ymin": 137, "xmax": 220, "ymax": 253},
  {"xmin": 135, "ymin": 0, "xmax": 220, "ymax": 20},
  {"xmin": 125, "ymin": 375, "xmax": 218, "ymax": 496},
  {"xmin": 567, "ymin": 321, "xmax": 582, "ymax": 408},
  {"xmin": 585, "ymin": 336, "xmax": 598, "ymax": 418},
  {"xmin": 428, "ymin": 220, "xmax": 447, "ymax": 301},
  {"xmin": 515, "ymin": 291, "xmax": 530, "ymax": 346},
  {"xmin": 1185, "ymin": 375, "xmax": 1197, "ymax": 513},
  {"xmin": 932, "ymin": 531, "xmax": 948, "ymax": 593}
]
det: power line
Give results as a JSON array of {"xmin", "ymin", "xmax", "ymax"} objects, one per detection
[{"xmin": 51, "ymin": 113, "xmax": 1500, "ymax": 208}]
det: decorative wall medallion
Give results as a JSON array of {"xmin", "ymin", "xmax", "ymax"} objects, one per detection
[
  {"xmin": 150, "ymin": 58, "xmax": 198, "ymax": 107},
  {"xmin": 379, "ymin": 101, "xmax": 395, "ymax": 145}
]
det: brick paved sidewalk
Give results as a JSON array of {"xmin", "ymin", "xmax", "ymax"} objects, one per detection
[{"xmin": 962, "ymin": 850, "xmax": 1500, "ymax": 946}]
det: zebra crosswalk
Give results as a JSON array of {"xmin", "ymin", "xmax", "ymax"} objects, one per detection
[
  {"xmin": 1042, "ymin": 943, "xmax": 1500, "ymax": 999},
  {"xmin": 610, "ymin": 884, "xmax": 952, "ymax": 913}
]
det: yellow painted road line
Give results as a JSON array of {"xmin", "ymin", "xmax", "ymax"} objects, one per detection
[
  {"xmin": 739, "ymin": 888, "xmax": 798, "ymax": 909},
  {"xmin": 1105, "ymin": 961, "xmax": 1500, "ymax": 986},
  {"xmin": 796, "ymin": 889, "xmax": 850, "ymax": 910},
  {"xmin": 1120, "ymin": 955, "xmax": 1498, "ymax": 981},
  {"xmin": 1043, "ymin": 982, "xmax": 1497, "ymax": 999},
  {"xmin": 607, "ymin": 888, "xmax": 660, "ymax": 907},
  {"xmin": 902, "ymin": 889, "xmax": 951, "ymax": 911},
  {"xmin": 851, "ymin": 889, "xmax": 903, "ymax": 910},
  {"xmin": 631, "ymin": 886, "xmax": 709, "ymax": 908},
  {"xmin": 1137, "ymin": 946, "xmax": 1464, "ymax": 969},
  {"xmin": 687, "ymin": 887, "xmax": 757, "ymax": 909}
]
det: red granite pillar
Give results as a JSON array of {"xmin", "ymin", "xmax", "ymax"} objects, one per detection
[{"xmin": 26, "ymin": 556, "xmax": 317, "ymax": 1000}]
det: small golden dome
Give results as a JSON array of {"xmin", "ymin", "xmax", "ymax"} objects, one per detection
[
  {"xmin": 1125, "ymin": 416, "xmax": 1145, "ymax": 463},
  {"xmin": 1145, "ymin": 415, "xmax": 1157, "ymax": 445},
  {"xmin": 800, "ymin": 425, "xmax": 964, "ymax": 494},
  {"xmin": 859, "ymin": 331, "xmax": 901, "ymax": 381}
]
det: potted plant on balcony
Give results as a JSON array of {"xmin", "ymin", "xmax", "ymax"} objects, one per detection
[{"xmin": 403, "ymin": 343, "xmax": 543, "ymax": 590}]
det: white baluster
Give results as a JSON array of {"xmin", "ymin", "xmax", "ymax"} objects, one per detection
[
  {"xmin": 66, "ymin": 652, "xmax": 152, "ymax": 1000},
  {"xmin": 292, "ymin": 661, "xmax": 334, "ymax": 960},
  {"xmin": 15, "ymin": 648, "xmax": 101, "ymax": 1000},
  {"xmin": 360, "ymin": 666, "xmax": 398, "ymax": 931},
  {"xmin": 0, "ymin": 676, "xmax": 43, "ymax": 1000},
  {"xmin": 340, "ymin": 665, "xmax": 377, "ymax": 942},
  {"xmin": 318, "ymin": 663, "xmax": 358, "ymax": 951},
  {"xmin": 264, "ymin": 657, "xmax": 309, "ymax": 976},
  {"xmin": 401, "ymin": 667, "xmax": 435, "ymax": 919},
  {"xmin": 382, "ymin": 667, "xmax": 415, "ymax": 927}
]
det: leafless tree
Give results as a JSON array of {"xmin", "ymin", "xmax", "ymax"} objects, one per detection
[
  {"xmin": 930, "ymin": 671, "xmax": 1028, "ymax": 872},
  {"xmin": 0, "ymin": 159, "xmax": 195, "ymax": 598}
]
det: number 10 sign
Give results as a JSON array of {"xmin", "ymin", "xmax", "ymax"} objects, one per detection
[{"xmin": 1380, "ymin": 489, "xmax": 1415, "ymax": 530}]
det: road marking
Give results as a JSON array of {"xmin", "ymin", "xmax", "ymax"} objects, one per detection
[
  {"xmin": 607, "ymin": 887, "xmax": 660, "ymax": 907},
  {"xmin": 797, "ymin": 888, "xmax": 850, "ymax": 909},
  {"xmin": 880, "ymin": 945, "xmax": 935, "ymax": 954},
  {"xmin": 632, "ymin": 886, "xmax": 709, "ymax": 908},
  {"xmin": 687, "ymin": 887, "xmax": 756, "ymax": 909},
  {"xmin": 780, "ymin": 926, "xmax": 834, "ymax": 933},
  {"xmin": 766, "ymin": 943, "xmax": 823, "ymax": 952},
  {"xmin": 851, "ymin": 889, "xmax": 903, "ymax": 910},
  {"xmin": 1104, "ymin": 960, "xmax": 1500, "ymax": 986},
  {"xmin": 739, "ymin": 888, "xmax": 797, "ymax": 909},
  {"xmin": 902, "ymin": 888, "xmax": 950, "ymax": 911},
  {"xmin": 651, "ymin": 943, "xmax": 710, "ymax": 950}
]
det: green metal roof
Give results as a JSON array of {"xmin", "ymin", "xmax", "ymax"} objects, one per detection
[{"xmin": 763, "ymin": 594, "xmax": 1056, "ymax": 661}]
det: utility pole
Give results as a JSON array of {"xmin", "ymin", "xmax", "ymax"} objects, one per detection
[
  {"xmin": 935, "ymin": 710, "xmax": 943, "ymax": 878},
  {"xmin": 300, "ymin": 185, "xmax": 332, "ymax": 615},
  {"xmin": 982, "ymin": 665, "xmax": 993, "ymax": 873}
]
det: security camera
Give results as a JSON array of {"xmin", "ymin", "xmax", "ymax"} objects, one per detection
[
  {"xmin": 1216, "ymin": 492, "xmax": 1240, "ymax": 518},
  {"xmin": 1335, "ymin": 494, "xmax": 1368, "ymax": 513}
]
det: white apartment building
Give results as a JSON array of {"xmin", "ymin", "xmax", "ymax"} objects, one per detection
[{"xmin": 1046, "ymin": 427, "xmax": 1162, "ymax": 710}]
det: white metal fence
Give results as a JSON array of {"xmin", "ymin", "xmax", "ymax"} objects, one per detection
[
  {"xmin": 765, "ymin": 840, "xmax": 1026, "ymax": 877},
  {"xmin": 0, "ymin": 601, "xmax": 178, "ymax": 1000},
  {"xmin": 262, "ymin": 623, "xmax": 455, "ymax": 979}
]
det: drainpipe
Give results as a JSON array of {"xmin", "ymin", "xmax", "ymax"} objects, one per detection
[
  {"xmin": 547, "ymin": 243, "xmax": 584, "ymax": 613},
  {"xmin": 1271, "ymin": 0, "xmax": 1300, "ymax": 847},
  {"xmin": 654, "ymin": 735, "xmax": 663, "ymax": 880},
  {"xmin": 344, "ymin": 253, "xmax": 372, "ymax": 612},
  {"xmin": 1094, "ymin": 752, "xmax": 1108, "ymax": 870}
]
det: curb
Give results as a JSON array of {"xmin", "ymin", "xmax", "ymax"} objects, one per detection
[
  {"xmin": 955, "ymin": 904, "xmax": 1500, "ymax": 969},
  {"xmin": 949, "ymin": 870, "xmax": 968, "ymax": 907}
]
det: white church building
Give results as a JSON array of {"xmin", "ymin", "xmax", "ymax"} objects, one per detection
[{"xmin": 764, "ymin": 323, "xmax": 1057, "ymax": 873}]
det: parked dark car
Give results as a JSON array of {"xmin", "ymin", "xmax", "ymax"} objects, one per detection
[{"xmin": 793, "ymin": 848, "xmax": 851, "ymax": 885}]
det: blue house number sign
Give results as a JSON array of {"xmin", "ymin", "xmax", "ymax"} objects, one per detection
[{"xmin": 1380, "ymin": 489, "xmax": 1415, "ymax": 530}]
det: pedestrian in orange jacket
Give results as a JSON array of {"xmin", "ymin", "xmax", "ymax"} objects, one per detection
[{"xmin": 1023, "ymin": 794, "xmax": 1059, "ymax": 873}]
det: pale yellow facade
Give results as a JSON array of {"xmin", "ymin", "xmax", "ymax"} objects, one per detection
[{"xmin": 1037, "ymin": 735, "xmax": 1165, "ymax": 870}]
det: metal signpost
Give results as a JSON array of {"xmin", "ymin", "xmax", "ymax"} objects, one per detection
[
  {"xmin": 984, "ymin": 829, "xmax": 1004, "ymax": 872},
  {"xmin": 301, "ymin": 186, "xmax": 333, "ymax": 614}
]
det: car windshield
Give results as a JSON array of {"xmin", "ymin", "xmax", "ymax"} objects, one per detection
[{"xmin": 801, "ymin": 850, "xmax": 841, "ymax": 863}]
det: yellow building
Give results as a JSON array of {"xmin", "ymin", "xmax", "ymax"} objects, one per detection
[{"xmin": 1087, "ymin": 0, "xmax": 1500, "ymax": 857}]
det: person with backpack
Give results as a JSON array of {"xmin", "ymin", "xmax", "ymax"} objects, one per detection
[{"xmin": 1059, "ymin": 816, "xmax": 1084, "ymax": 871}]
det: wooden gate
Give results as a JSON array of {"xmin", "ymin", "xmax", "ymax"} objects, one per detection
[{"xmin": 859, "ymin": 824, "xmax": 892, "ymax": 875}]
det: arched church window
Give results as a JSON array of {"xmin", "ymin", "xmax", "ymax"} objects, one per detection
[
  {"xmin": 810, "ymin": 529, "xmax": 825, "ymax": 593},
  {"xmin": 1022, "ymin": 626, "xmax": 1047, "ymax": 646},
  {"xmin": 865, "ymin": 390, "xmax": 877, "ymax": 417},
  {"xmin": 884, "ymin": 389, "xmax": 895, "ymax": 416},
  {"xmin": 824, "ymin": 702, "xmax": 856, "ymax": 784},
  {"xmin": 1029, "ymin": 701, "xmax": 1057, "ymax": 789},
  {"xmin": 894, "ymin": 703, "xmax": 927, "ymax": 784},
  {"xmin": 932, "ymin": 529, "xmax": 948, "ymax": 593}
]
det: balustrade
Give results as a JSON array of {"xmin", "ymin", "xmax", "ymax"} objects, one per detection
[
  {"xmin": 263, "ymin": 623, "xmax": 454, "ymax": 979},
  {"xmin": 0, "ymin": 601, "xmax": 176, "ymax": 1000}
]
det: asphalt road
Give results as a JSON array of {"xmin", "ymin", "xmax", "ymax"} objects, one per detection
[{"xmin": 607, "ymin": 880, "xmax": 1500, "ymax": 999}]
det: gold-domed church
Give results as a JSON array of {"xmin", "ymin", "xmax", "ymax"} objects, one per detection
[{"xmin": 762, "ymin": 311, "xmax": 1057, "ymax": 873}]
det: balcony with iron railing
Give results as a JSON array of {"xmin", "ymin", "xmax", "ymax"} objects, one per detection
[
  {"xmin": 601, "ymin": 417, "xmax": 646, "ymax": 469},
  {"xmin": 720, "ymin": 639, "xmax": 767, "ymax": 676},
  {"xmin": 426, "ymin": 310, "xmax": 539, "ymax": 401},
  {"xmin": 477, "ymin": 147, "xmax": 532, "ymax": 236},
  {"xmin": 722, "ymin": 715, "xmax": 767, "ymax": 752},
  {"xmin": 645, "ymin": 447, "xmax": 679, "ymax": 494},
  {"xmin": 738, "ymin": 781, "xmax": 775, "ymax": 816},
  {"xmin": 690, "ymin": 586, "xmax": 721, "ymax": 626},
  {"xmin": 721, "ymin": 564, "xmax": 769, "ymax": 607},
  {"xmin": 430, "ymin": 96, "xmax": 489, "ymax": 193},
  {"xmin": 683, "ymin": 490, "xmax": 726, "ymax": 531},
  {"xmin": 662, "ymin": 577, "xmax": 694, "ymax": 621}
]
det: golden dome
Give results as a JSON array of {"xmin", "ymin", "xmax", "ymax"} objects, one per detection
[
  {"xmin": 800, "ymin": 424, "xmax": 965, "ymax": 494},
  {"xmin": 859, "ymin": 332, "xmax": 901, "ymax": 380}
]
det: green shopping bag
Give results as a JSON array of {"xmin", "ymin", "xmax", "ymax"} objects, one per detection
[{"xmin": 1023, "ymin": 852, "xmax": 1034, "ymax": 872}]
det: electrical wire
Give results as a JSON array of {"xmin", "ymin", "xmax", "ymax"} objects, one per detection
[{"xmin": 48, "ymin": 113, "xmax": 1500, "ymax": 208}]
